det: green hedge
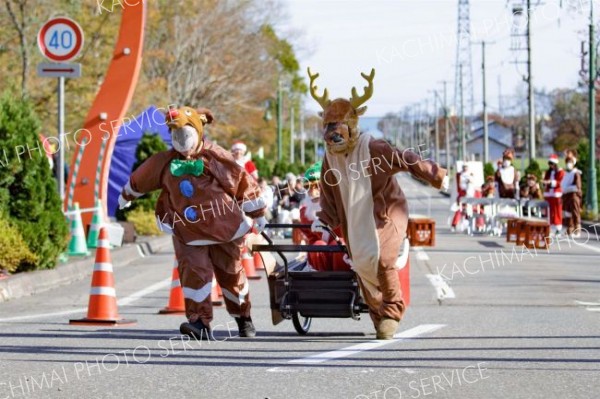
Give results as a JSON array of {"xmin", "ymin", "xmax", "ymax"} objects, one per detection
[{"xmin": 0, "ymin": 90, "xmax": 68, "ymax": 272}]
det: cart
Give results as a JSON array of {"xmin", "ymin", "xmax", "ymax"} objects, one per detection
[{"xmin": 252, "ymin": 223, "xmax": 369, "ymax": 335}]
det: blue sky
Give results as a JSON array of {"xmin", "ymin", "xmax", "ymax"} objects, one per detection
[{"xmin": 282, "ymin": 0, "xmax": 594, "ymax": 117}]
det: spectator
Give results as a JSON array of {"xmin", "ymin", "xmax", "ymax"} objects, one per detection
[
  {"xmin": 231, "ymin": 141, "xmax": 258, "ymax": 180},
  {"xmin": 520, "ymin": 174, "xmax": 543, "ymax": 200},
  {"xmin": 543, "ymin": 154, "xmax": 565, "ymax": 236},
  {"xmin": 561, "ymin": 152, "xmax": 582, "ymax": 237},
  {"xmin": 481, "ymin": 175, "xmax": 496, "ymax": 198},
  {"xmin": 257, "ymin": 177, "xmax": 274, "ymax": 221},
  {"xmin": 495, "ymin": 149, "xmax": 519, "ymax": 199},
  {"xmin": 451, "ymin": 163, "xmax": 475, "ymax": 231}
]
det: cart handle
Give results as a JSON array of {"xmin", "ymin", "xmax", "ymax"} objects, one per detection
[{"xmin": 263, "ymin": 223, "xmax": 343, "ymax": 246}]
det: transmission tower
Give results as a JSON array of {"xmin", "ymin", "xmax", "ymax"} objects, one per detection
[{"xmin": 454, "ymin": 0, "xmax": 475, "ymax": 119}]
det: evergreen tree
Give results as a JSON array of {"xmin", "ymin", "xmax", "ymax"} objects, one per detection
[{"xmin": 0, "ymin": 91, "xmax": 68, "ymax": 271}]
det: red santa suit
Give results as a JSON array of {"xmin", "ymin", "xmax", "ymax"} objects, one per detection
[
  {"xmin": 299, "ymin": 197, "xmax": 348, "ymax": 272},
  {"xmin": 232, "ymin": 141, "xmax": 258, "ymax": 180},
  {"xmin": 543, "ymin": 157, "xmax": 565, "ymax": 232}
]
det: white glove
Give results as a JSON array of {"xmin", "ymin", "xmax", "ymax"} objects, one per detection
[
  {"xmin": 441, "ymin": 175, "xmax": 450, "ymax": 192},
  {"xmin": 118, "ymin": 194, "xmax": 131, "ymax": 210},
  {"xmin": 254, "ymin": 216, "xmax": 268, "ymax": 233},
  {"xmin": 311, "ymin": 219, "xmax": 330, "ymax": 242}
]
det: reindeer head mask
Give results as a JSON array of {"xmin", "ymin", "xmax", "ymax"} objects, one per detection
[
  {"xmin": 165, "ymin": 106, "xmax": 214, "ymax": 158},
  {"xmin": 307, "ymin": 68, "xmax": 375, "ymax": 154}
]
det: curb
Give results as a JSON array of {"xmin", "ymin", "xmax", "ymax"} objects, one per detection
[{"xmin": 0, "ymin": 235, "xmax": 172, "ymax": 303}]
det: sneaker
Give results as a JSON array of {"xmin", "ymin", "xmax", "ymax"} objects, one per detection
[
  {"xmin": 235, "ymin": 316, "xmax": 256, "ymax": 338},
  {"xmin": 376, "ymin": 317, "xmax": 399, "ymax": 340},
  {"xmin": 180, "ymin": 320, "xmax": 211, "ymax": 341}
]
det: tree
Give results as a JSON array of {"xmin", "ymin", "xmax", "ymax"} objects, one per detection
[
  {"xmin": 547, "ymin": 89, "xmax": 587, "ymax": 152},
  {"xmin": 0, "ymin": 90, "xmax": 69, "ymax": 271}
]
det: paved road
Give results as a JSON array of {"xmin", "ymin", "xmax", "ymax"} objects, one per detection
[{"xmin": 1, "ymin": 174, "xmax": 599, "ymax": 399}]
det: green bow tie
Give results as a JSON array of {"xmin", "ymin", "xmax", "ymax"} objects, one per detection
[{"xmin": 170, "ymin": 159, "xmax": 204, "ymax": 177}]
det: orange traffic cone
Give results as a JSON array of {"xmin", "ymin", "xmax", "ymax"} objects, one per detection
[
  {"xmin": 253, "ymin": 251, "xmax": 265, "ymax": 270},
  {"xmin": 242, "ymin": 248, "xmax": 261, "ymax": 280},
  {"xmin": 70, "ymin": 228, "xmax": 135, "ymax": 326},
  {"xmin": 211, "ymin": 277, "xmax": 223, "ymax": 306},
  {"xmin": 398, "ymin": 258, "xmax": 411, "ymax": 308},
  {"xmin": 158, "ymin": 257, "xmax": 186, "ymax": 315}
]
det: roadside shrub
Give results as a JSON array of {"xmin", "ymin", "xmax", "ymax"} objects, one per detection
[
  {"xmin": 0, "ymin": 90, "xmax": 69, "ymax": 271},
  {"xmin": 0, "ymin": 217, "xmax": 38, "ymax": 274},
  {"xmin": 125, "ymin": 208, "xmax": 162, "ymax": 236}
]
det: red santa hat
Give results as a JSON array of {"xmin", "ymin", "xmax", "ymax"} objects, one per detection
[
  {"xmin": 548, "ymin": 154, "xmax": 559, "ymax": 164},
  {"xmin": 231, "ymin": 141, "xmax": 247, "ymax": 153}
]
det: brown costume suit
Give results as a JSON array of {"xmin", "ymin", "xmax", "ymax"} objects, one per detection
[
  {"xmin": 318, "ymin": 136, "xmax": 446, "ymax": 327},
  {"xmin": 120, "ymin": 107, "xmax": 264, "ymax": 326}
]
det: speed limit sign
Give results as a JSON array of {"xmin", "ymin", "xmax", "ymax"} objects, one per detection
[{"xmin": 37, "ymin": 17, "xmax": 84, "ymax": 62}]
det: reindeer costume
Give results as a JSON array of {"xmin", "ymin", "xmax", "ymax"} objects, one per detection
[
  {"xmin": 308, "ymin": 69, "xmax": 448, "ymax": 339},
  {"xmin": 119, "ymin": 106, "xmax": 266, "ymax": 339}
]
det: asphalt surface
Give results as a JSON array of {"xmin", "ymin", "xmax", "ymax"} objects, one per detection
[{"xmin": 1, "ymin": 174, "xmax": 599, "ymax": 399}]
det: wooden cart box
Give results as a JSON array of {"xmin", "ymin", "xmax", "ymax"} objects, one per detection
[
  {"xmin": 506, "ymin": 218, "xmax": 525, "ymax": 243},
  {"xmin": 408, "ymin": 217, "xmax": 435, "ymax": 247},
  {"xmin": 523, "ymin": 218, "xmax": 550, "ymax": 249}
]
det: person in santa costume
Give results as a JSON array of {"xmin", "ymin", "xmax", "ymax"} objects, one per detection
[
  {"xmin": 451, "ymin": 163, "xmax": 476, "ymax": 230},
  {"xmin": 231, "ymin": 141, "xmax": 259, "ymax": 180},
  {"xmin": 543, "ymin": 154, "xmax": 565, "ymax": 235},
  {"xmin": 494, "ymin": 149, "xmax": 519, "ymax": 199},
  {"xmin": 298, "ymin": 161, "xmax": 349, "ymax": 272},
  {"xmin": 561, "ymin": 151, "xmax": 582, "ymax": 237}
]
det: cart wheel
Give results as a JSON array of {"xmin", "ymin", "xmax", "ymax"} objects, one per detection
[{"xmin": 292, "ymin": 312, "xmax": 312, "ymax": 335}]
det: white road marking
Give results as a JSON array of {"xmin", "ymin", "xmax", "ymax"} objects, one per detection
[
  {"xmin": 415, "ymin": 251, "xmax": 429, "ymax": 261},
  {"xmin": 413, "ymin": 247, "xmax": 455, "ymax": 301},
  {"xmin": 575, "ymin": 242, "xmax": 600, "ymax": 254},
  {"xmin": 575, "ymin": 300, "xmax": 600, "ymax": 306},
  {"xmin": 425, "ymin": 274, "xmax": 456, "ymax": 301},
  {"xmin": 117, "ymin": 278, "xmax": 171, "ymax": 306},
  {"xmin": 0, "ymin": 308, "xmax": 88, "ymax": 322},
  {"xmin": 586, "ymin": 307, "xmax": 600, "ymax": 312},
  {"xmin": 267, "ymin": 324, "xmax": 445, "ymax": 370},
  {"xmin": 0, "ymin": 278, "xmax": 171, "ymax": 322}
]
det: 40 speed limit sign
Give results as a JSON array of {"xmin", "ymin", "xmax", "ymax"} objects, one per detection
[{"xmin": 37, "ymin": 17, "xmax": 84, "ymax": 62}]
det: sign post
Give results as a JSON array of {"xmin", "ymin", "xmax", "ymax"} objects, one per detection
[{"xmin": 37, "ymin": 17, "xmax": 84, "ymax": 204}]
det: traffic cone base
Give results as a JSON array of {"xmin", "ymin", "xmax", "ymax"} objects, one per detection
[
  {"xmin": 69, "ymin": 318, "xmax": 136, "ymax": 326},
  {"xmin": 253, "ymin": 251, "xmax": 265, "ymax": 271},
  {"xmin": 67, "ymin": 203, "xmax": 91, "ymax": 257},
  {"xmin": 159, "ymin": 257, "xmax": 186, "ymax": 315},
  {"xmin": 70, "ymin": 227, "xmax": 135, "ymax": 326}
]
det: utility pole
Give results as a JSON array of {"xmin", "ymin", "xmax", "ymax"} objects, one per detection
[
  {"xmin": 588, "ymin": 0, "xmax": 598, "ymax": 216},
  {"xmin": 277, "ymin": 80, "xmax": 283, "ymax": 161},
  {"xmin": 475, "ymin": 40, "xmax": 494, "ymax": 164},
  {"xmin": 432, "ymin": 91, "xmax": 440, "ymax": 163},
  {"xmin": 290, "ymin": 98, "xmax": 295, "ymax": 164},
  {"xmin": 458, "ymin": 64, "xmax": 465, "ymax": 161},
  {"xmin": 442, "ymin": 80, "xmax": 451, "ymax": 171},
  {"xmin": 300, "ymin": 106, "xmax": 305, "ymax": 165},
  {"xmin": 527, "ymin": 0, "xmax": 536, "ymax": 160}
]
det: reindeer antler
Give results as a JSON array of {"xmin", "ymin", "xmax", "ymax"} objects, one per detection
[
  {"xmin": 349, "ymin": 69, "xmax": 375, "ymax": 109},
  {"xmin": 307, "ymin": 67, "xmax": 330, "ymax": 109}
]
